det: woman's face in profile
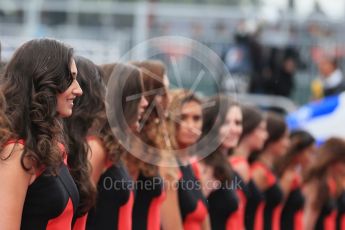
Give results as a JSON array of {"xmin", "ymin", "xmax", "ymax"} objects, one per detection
[{"xmin": 56, "ymin": 59, "xmax": 83, "ymax": 118}]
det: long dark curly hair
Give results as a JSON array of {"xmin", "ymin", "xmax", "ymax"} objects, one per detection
[
  {"xmin": 131, "ymin": 60, "xmax": 168, "ymax": 120},
  {"xmin": 0, "ymin": 92, "xmax": 13, "ymax": 154},
  {"xmin": 98, "ymin": 63, "xmax": 144, "ymax": 164},
  {"xmin": 64, "ymin": 56, "xmax": 103, "ymax": 216},
  {"xmin": 128, "ymin": 60, "xmax": 168, "ymax": 177},
  {"xmin": 0, "ymin": 38, "xmax": 74, "ymax": 173},
  {"xmin": 93, "ymin": 63, "xmax": 121, "ymax": 165}
]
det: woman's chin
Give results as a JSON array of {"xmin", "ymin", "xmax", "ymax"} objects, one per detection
[
  {"xmin": 223, "ymin": 141, "xmax": 237, "ymax": 149},
  {"xmin": 130, "ymin": 122, "xmax": 140, "ymax": 132}
]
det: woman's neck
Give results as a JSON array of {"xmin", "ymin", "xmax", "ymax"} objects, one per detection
[
  {"xmin": 258, "ymin": 151, "xmax": 274, "ymax": 169},
  {"xmin": 234, "ymin": 143, "xmax": 251, "ymax": 159},
  {"xmin": 177, "ymin": 148, "xmax": 190, "ymax": 165}
]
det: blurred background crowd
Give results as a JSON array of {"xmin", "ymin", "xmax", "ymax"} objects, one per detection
[{"xmin": 1, "ymin": 0, "xmax": 345, "ymax": 102}]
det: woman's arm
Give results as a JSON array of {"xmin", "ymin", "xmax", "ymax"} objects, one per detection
[{"xmin": 0, "ymin": 144, "xmax": 33, "ymax": 230}]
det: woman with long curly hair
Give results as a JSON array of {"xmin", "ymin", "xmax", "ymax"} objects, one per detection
[
  {"xmin": 198, "ymin": 95, "xmax": 244, "ymax": 230},
  {"xmin": 250, "ymin": 112, "xmax": 289, "ymax": 230},
  {"xmin": 85, "ymin": 62, "xmax": 148, "ymax": 230},
  {"xmin": 128, "ymin": 60, "xmax": 171, "ymax": 230},
  {"xmin": 275, "ymin": 130, "xmax": 315, "ymax": 230},
  {"xmin": 233, "ymin": 106, "xmax": 268, "ymax": 230},
  {"xmin": 0, "ymin": 38, "xmax": 83, "ymax": 230},
  {"xmin": 303, "ymin": 138, "xmax": 345, "ymax": 230},
  {"xmin": 64, "ymin": 56, "xmax": 104, "ymax": 230},
  {"xmin": 165, "ymin": 89, "xmax": 210, "ymax": 230}
]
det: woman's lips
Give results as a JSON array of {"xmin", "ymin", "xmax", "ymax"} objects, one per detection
[{"xmin": 67, "ymin": 99, "xmax": 74, "ymax": 107}]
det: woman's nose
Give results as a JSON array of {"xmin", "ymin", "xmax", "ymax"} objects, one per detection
[{"xmin": 72, "ymin": 80, "xmax": 83, "ymax": 96}]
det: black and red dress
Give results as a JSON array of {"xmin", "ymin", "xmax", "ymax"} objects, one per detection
[
  {"xmin": 86, "ymin": 162, "xmax": 134, "ymax": 230},
  {"xmin": 132, "ymin": 172, "xmax": 166, "ymax": 230},
  {"xmin": 178, "ymin": 161, "xmax": 208, "ymax": 230},
  {"xmin": 6, "ymin": 140, "xmax": 80, "ymax": 230},
  {"xmin": 280, "ymin": 173, "xmax": 304, "ymax": 230},
  {"xmin": 249, "ymin": 161, "xmax": 284, "ymax": 230}
]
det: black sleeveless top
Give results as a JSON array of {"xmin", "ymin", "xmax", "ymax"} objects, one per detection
[
  {"xmin": 132, "ymin": 172, "xmax": 165, "ymax": 230},
  {"xmin": 263, "ymin": 178, "xmax": 284, "ymax": 230},
  {"xmin": 86, "ymin": 162, "xmax": 134, "ymax": 230},
  {"xmin": 246, "ymin": 162, "xmax": 284, "ymax": 230},
  {"xmin": 22, "ymin": 163, "xmax": 79, "ymax": 230},
  {"xmin": 315, "ymin": 200, "xmax": 337, "ymax": 230},
  {"xmin": 207, "ymin": 173, "xmax": 240, "ymax": 230},
  {"xmin": 245, "ymin": 180, "xmax": 264, "ymax": 230},
  {"xmin": 178, "ymin": 163, "xmax": 208, "ymax": 229},
  {"xmin": 13, "ymin": 140, "xmax": 80, "ymax": 230},
  {"xmin": 280, "ymin": 175, "xmax": 304, "ymax": 230}
]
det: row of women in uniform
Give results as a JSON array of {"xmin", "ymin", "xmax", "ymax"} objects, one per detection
[{"xmin": 1, "ymin": 38, "xmax": 345, "ymax": 230}]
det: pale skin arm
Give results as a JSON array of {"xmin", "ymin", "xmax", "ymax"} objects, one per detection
[
  {"xmin": 0, "ymin": 144, "xmax": 33, "ymax": 230},
  {"xmin": 88, "ymin": 138, "xmax": 107, "ymax": 185},
  {"xmin": 160, "ymin": 166, "xmax": 184, "ymax": 230}
]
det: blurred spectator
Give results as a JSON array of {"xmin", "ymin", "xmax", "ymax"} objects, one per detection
[
  {"xmin": 223, "ymin": 32, "xmax": 252, "ymax": 76},
  {"xmin": 222, "ymin": 21, "xmax": 257, "ymax": 93},
  {"xmin": 276, "ymin": 55, "xmax": 296, "ymax": 97},
  {"xmin": 221, "ymin": 35, "xmax": 250, "ymax": 94},
  {"xmin": 311, "ymin": 56, "xmax": 345, "ymax": 99},
  {"xmin": 248, "ymin": 27, "xmax": 265, "ymax": 94},
  {"xmin": 264, "ymin": 47, "xmax": 298, "ymax": 97}
]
